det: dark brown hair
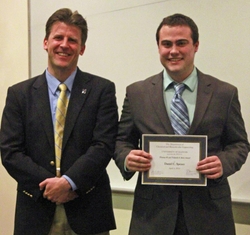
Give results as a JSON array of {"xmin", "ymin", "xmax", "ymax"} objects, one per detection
[
  {"xmin": 156, "ymin": 13, "xmax": 199, "ymax": 45},
  {"xmin": 45, "ymin": 8, "xmax": 88, "ymax": 45}
]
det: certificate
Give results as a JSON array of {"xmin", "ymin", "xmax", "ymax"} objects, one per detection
[{"xmin": 142, "ymin": 134, "xmax": 207, "ymax": 186}]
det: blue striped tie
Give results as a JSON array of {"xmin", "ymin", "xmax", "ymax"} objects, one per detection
[{"xmin": 170, "ymin": 83, "xmax": 190, "ymax": 135}]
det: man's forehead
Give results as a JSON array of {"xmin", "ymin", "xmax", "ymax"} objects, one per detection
[
  {"xmin": 50, "ymin": 22, "xmax": 80, "ymax": 32},
  {"xmin": 159, "ymin": 25, "xmax": 192, "ymax": 39},
  {"xmin": 160, "ymin": 25, "xmax": 192, "ymax": 33}
]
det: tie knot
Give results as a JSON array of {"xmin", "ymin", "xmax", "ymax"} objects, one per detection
[
  {"xmin": 59, "ymin": 83, "xmax": 67, "ymax": 92},
  {"xmin": 173, "ymin": 83, "xmax": 185, "ymax": 95}
]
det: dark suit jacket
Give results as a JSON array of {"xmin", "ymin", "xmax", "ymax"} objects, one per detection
[
  {"xmin": 0, "ymin": 68, "xmax": 118, "ymax": 235},
  {"xmin": 114, "ymin": 69, "xmax": 250, "ymax": 235}
]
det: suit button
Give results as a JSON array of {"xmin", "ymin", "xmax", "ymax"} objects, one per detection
[{"xmin": 50, "ymin": 161, "xmax": 55, "ymax": 166}]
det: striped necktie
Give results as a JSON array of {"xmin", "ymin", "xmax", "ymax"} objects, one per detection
[
  {"xmin": 170, "ymin": 83, "xmax": 190, "ymax": 135},
  {"xmin": 54, "ymin": 84, "xmax": 68, "ymax": 177}
]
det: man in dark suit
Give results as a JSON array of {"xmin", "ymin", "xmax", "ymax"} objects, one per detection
[
  {"xmin": 114, "ymin": 13, "xmax": 249, "ymax": 235},
  {"xmin": 0, "ymin": 8, "xmax": 118, "ymax": 235}
]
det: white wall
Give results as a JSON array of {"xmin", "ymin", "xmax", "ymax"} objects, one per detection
[
  {"xmin": 1, "ymin": 1, "xmax": 250, "ymax": 234},
  {"xmin": 0, "ymin": 1, "xmax": 29, "ymax": 234},
  {"xmin": 29, "ymin": 0, "xmax": 250, "ymax": 202}
]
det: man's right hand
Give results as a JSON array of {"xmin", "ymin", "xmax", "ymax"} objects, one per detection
[{"xmin": 125, "ymin": 150, "xmax": 152, "ymax": 172}]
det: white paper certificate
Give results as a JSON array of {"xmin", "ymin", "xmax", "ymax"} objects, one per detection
[{"xmin": 142, "ymin": 135, "xmax": 207, "ymax": 186}]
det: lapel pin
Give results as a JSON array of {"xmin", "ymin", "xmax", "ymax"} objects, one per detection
[{"xmin": 82, "ymin": 89, "xmax": 87, "ymax": 94}]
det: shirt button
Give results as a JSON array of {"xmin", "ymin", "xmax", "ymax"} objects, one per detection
[{"xmin": 50, "ymin": 161, "xmax": 55, "ymax": 166}]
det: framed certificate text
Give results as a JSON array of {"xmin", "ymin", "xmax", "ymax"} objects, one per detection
[{"xmin": 142, "ymin": 134, "xmax": 207, "ymax": 186}]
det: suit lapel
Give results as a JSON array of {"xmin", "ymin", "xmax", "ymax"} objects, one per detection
[
  {"xmin": 148, "ymin": 72, "xmax": 174, "ymax": 134},
  {"xmin": 189, "ymin": 70, "xmax": 213, "ymax": 134},
  {"xmin": 148, "ymin": 70, "xmax": 214, "ymax": 135},
  {"xmin": 32, "ymin": 70, "xmax": 90, "ymax": 153},
  {"xmin": 62, "ymin": 70, "xmax": 91, "ymax": 148},
  {"xmin": 33, "ymin": 74, "xmax": 54, "ymax": 148}
]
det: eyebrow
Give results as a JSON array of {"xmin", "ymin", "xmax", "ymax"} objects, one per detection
[
  {"xmin": 160, "ymin": 39, "xmax": 189, "ymax": 45},
  {"xmin": 161, "ymin": 39, "xmax": 189, "ymax": 43}
]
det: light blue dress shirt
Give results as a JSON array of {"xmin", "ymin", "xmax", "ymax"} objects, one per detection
[
  {"xmin": 46, "ymin": 68, "xmax": 77, "ymax": 191},
  {"xmin": 125, "ymin": 68, "xmax": 199, "ymax": 172},
  {"xmin": 163, "ymin": 67, "xmax": 198, "ymax": 124}
]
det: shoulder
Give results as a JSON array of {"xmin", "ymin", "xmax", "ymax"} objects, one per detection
[
  {"xmin": 197, "ymin": 69, "xmax": 237, "ymax": 93},
  {"xmin": 7, "ymin": 73, "xmax": 46, "ymax": 92}
]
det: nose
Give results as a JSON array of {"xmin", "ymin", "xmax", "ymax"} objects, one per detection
[
  {"xmin": 170, "ymin": 45, "xmax": 179, "ymax": 54},
  {"xmin": 60, "ymin": 38, "xmax": 69, "ymax": 48}
]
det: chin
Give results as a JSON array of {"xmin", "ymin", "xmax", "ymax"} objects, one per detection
[{"xmin": 166, "ymin": 67, "xmax": 182, "ymax": 74}]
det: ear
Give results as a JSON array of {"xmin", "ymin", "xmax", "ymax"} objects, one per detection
[
  {"xmin": 194, "ymin": 41, "xmax": 199, "ymax": 52},
  {"xmin": 43, "ymin": 38, "xmax": 48, "ymax": 51},
  {"xmin": 79, "ymin": 45, "xmax": 86, "ymax": 56}
]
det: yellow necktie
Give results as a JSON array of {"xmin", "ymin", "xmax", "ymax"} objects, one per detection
[{"xmin": 54, "ymin": 84, "xmax": 68, "ymax": 177}]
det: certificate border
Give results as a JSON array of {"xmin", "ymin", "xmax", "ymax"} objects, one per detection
[{"xmin": 142, "ymin": 134, "xmax": 207, "ymax": 186}]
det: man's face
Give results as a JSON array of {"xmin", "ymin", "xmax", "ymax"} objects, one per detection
[
  {"xmin": 158, "ymin": 25, "xmax": 199, "ymax": 82},
  {"xmin": 43, "ymin": 22, "xmax": 85, "ymax": 78}
]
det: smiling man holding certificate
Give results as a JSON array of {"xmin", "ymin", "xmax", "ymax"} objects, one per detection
[{"xmin": 114, "ymin": 13, "xmax": 250, "ymax": 235}]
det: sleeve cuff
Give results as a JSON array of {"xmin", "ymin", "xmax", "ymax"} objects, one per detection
[{"xmin": 62, "ymin": 175, "xmax": 77, "ymax": 191}]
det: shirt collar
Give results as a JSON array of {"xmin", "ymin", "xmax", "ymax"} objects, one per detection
[
  {"xmin": 163, "ymin": 67, "xmax": 198, "ymax": 91},
  {"xmin": 46, "ymin": 68, "xmax": 77, "ymax": 94}
]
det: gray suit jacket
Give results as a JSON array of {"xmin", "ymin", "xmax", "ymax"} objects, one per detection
[
  {"xmin": 0, "ymin": 68, "xmax": 118, "ymax": 235},
  {"xmin": 114, "ymin": 69, "xmax": 250, "ymax": 235}
]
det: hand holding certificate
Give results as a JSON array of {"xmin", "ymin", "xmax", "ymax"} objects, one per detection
[{"xmin": 142, "ymin": 134, "xmax": 207, "ymax": 186}]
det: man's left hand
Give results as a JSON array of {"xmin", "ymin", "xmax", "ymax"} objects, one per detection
[
  {"xmin": 196, "ymin": 155, "xmax": 223, "ymax": 179},
  {"xmin": 39, "ymin": 177, "xmax": 78, "ymax": 204}
]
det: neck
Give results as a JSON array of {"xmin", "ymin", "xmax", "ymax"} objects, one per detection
[
  {"xmin": 167, "ymin": 66, "xmax": 194, "ymax": 83},
  {"xmin": 48, "ymin": 66, "xmax": 76, "ymax": 83}
]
